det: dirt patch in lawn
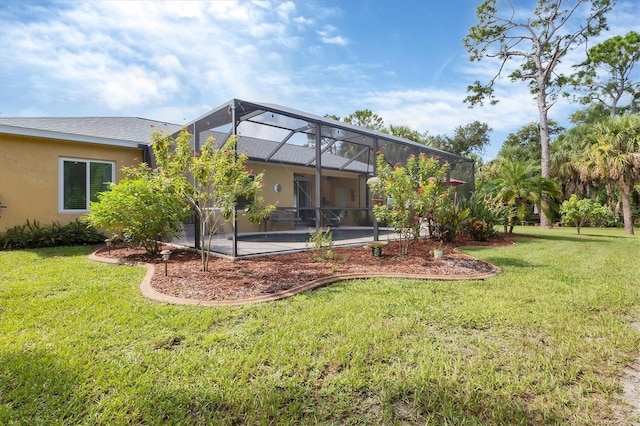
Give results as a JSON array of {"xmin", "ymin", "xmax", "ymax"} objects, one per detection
[{"xmin": 93, "ymin": 236, "xmax": 511, "ymax": 303}]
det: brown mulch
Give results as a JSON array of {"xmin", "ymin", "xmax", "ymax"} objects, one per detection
[{"xmin": 94, "ymin": 235, "xmax": 512, "ymax": 302}]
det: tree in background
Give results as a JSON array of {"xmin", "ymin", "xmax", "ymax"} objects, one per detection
[
  {"xmin": 343, "ymin": 109, "xmax": 385, "ymax": 132},
  {"xmin": 435, "ymin": 121, "xmax": 492, "ymax": 157},
  {"xmin": 153, "ymin": 129, "xmax": 274, "ymax": 271},
  {"xmin": 569, "ymin": 102, "xmax": 612, "ymax": 125},
  {"xmin": 464, "ymin": 0, "xmax": 613, "ymax": 227},
  {"xmin": 338, "ymin": 110, "xmax": 386, "ymax": 158},
  {"xmin": 322, "ymin": 109, "xmax": 486, "ymax": 166},
  {"xmin": 569, "ymin": 31, "xmax": 640, "ymax": 117},
  {"xmin": 577, "ymin": 114, "xmax": 640, "ymax": 234},
  {"xmin": 86, "ymin": 164, "xmax": 189, "ymax": 254},
  {"xmin": 388, "ymin": 124, "xmax": 428, "ymax": 144},
  {"xmin": 498, "ymin": 121, "xmax": 563, "ymax": 163},
  {"xmin": 305, "ymin": 114, "xmax": 340, "ymax": 154},
  {"xmin": 560, "ymin": 194, "xmax": 614, "ymax": 234},
  {"xmin": 480, "ymin": 161, "xmax": 560, "ymax": 233},
  {"xmin": 551, "ymin": 123, "xmax": 595, "ymax": 200}
]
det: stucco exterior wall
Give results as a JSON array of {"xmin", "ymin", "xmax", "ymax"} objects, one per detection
[
  {"xmin": 231, "ymin": 161, "xmax": 367, "ymax": 232},
  {"xmin": 0, "ymin": 131, "xmax": 368, "ymax": 239},
  {"xmin": 0, "ymin": 133, "xmax": 143, "ymax": 231}
]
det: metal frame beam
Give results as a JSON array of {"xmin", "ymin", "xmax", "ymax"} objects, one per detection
[
  {"xmin": 264, "ymin": 124, "xmax": 313, "ymax": 162},
  {"xmin": 339, "ymin": 146, "xmax": 370, "ymax": 171},
  {"xmin": 305, "ymin": 138, "xmax": 339, "ymax": 166}
]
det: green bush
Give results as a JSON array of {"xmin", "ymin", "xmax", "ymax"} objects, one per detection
[
  {"xmin": 433, "ymin": 192, "xmax": 470, "ymax": 242},
  {"xmin": 466, "ymin": 218, "xmax": 491, "ymax": 241},
  {"xmin": 307, "ymin": 227, "xmax": 334, "ymax": 261},
  {"xmin": 369, "ymin": 152, "xmax": 450, "ymax": 254},
  {"xmin": 85, "ymin": 170, "xmax": 189, "ymax": 255},
  {"xmin": 0, "ymin": 219, "xmax": 105, "ymax": 250},
  {"xmin": 560, "ymin": 195, "xmax": 615, "ymax": 234},
  {"xmin": 457, "ymin": 193, "xmax": 500, "ymax": 241}
]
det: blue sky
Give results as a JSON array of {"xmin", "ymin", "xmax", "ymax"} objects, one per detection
[{"xmin": 0, "ymin": 0, "xmax": 638, "ymax": 160}]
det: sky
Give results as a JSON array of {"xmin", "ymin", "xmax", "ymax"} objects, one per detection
[{"xmin": 0, "ymin": 0, "xmax": 638, "ymax": 160}]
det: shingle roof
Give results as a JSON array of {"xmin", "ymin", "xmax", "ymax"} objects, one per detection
[{"xmin": 0, "ymin": 117, "xmax": 182, "ymax": 145}]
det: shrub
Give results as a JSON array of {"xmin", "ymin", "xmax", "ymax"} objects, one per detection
[
  {"xmin": 560, "ymin": 195, "xmax": 615, "ymax": 234},
  {"xmin": 1, "ymin": 219, "xmax": 105, "ymax": 250},
  {"xmin": 466, "ymin": 218, "xmax": 491, "ymax": 241},
  {"xmin": 368, "ymin": 152, "xmax": 450, "ymax": 254},
  {"xmin": 457, "ymin": 193, "xmax": 499, "ymax": 241},
  {"xmin": 307, "ymin": 227, "xmax": 334, "ymax": 261},
  {"xmin": 86, "ymin": 172, "xmax": 189, "ymax": 255},
  {"xmin": 433, "ymin": 192, "xmax": 470, "ymax": 242},
  {"xmin": 152, "ymin": 130, "xmax": 274, "ymax": 270}
]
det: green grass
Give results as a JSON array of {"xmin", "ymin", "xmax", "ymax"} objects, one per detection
[{"xmin": 1, "ymin": 227, "xmax": 639, "ymax": 425}]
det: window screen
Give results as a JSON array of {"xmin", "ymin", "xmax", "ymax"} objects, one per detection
[{"xmin": 63, "ymin": 160, "xmax": 87, "ymax": 210}]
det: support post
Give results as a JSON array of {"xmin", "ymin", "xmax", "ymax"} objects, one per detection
[
  {"xmin": 372, "ymin": 137, "xmax": 379, "ymax": 241},
  {"xmin": 193, "ymin": 122, "xmax": 201, "ymax": 251},
  {"xmin": 314, "ymin": 123, "xmax": 322, "ymax": 231},
  {"xmin": 231, "ymin": 101, "xmax": 238, "ymax": 258}
]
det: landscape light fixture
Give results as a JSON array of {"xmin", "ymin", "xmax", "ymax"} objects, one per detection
[
  {"xmin": 105, "ymin": 238, "xmax": 113, "ymax": 255},
  {"xmin": 160, "ymin": 250, "xmax": 172, "ymax": 276}
]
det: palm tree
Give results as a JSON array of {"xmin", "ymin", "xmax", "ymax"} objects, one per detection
[
  {"xmin": 482, "ymin": 161, "xmax": 560, "ymax": 233},
  {"xmin": 578, "ymin": 115, "xmax": 640, "ymax": 234},
  {"xmin": 551, "ymin": 124, "xmax": 595, "ymax": 200}
]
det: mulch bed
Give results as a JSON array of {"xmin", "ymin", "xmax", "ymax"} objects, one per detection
[{"xmin": 94, "ymin": 236, "xmax": 512, "ymax": 302}]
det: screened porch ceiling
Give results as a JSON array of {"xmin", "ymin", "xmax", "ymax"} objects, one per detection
[{"xmin": 181, "ymin": 98, "xmax": 474, "ymax": 176}]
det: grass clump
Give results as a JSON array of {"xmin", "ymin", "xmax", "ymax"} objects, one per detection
[{"xmin": 1, "ymin": 227, "xmax": 638, "ymax": 424}]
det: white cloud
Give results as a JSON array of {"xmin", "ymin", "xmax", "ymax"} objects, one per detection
[
  {"xmin": 156, "ymin": 55, "xmax": 184, "ymax": 73},
  {"xmin": 0, "ymin": 0, "xmax": 331, "ymax": 117},
  {"xmin": 317, "ymin": 24, "xmax": 348, "ymax": 46},
  {"xmin": 293, "ymin": 15, "xmax": 314, "ymax": 26},
  {"xmin": 321, "ymin": 35, "xmax": 348, "ymax": 46},
  {"xmin": 276, "ymin": 1, "xmax": 296, "ymax": 21}
]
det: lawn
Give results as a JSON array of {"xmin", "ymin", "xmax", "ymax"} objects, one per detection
[{"xmin": 1, "ymin": 227, "xmax": 638, "ymax": 425}]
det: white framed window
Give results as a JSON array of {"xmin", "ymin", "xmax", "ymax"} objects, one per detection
[{"xmin": 59, "ymin": 158, "xmax": 115, "ymax": 213}]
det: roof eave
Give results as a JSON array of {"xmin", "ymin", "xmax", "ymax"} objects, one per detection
[{"xmin": 0, "ymin": 124, "xmax": 144, "ymax": 149}]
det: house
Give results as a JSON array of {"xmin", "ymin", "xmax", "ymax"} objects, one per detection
[
  {"xmin": 0, "ymin": 117, "xmax": 180, "ymax": 231},
  {"xmin": 0, "ymin": 99, "xmax": 474, "ymax": 257}
]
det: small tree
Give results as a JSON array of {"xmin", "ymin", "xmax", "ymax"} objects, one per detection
[
  {"xmin": 560, "ymin": 194, "xmax": 613, "ymax": 234},
  {"xmin": 368, "ymin": 152, "xmax": 450, "ymax": 255},
  {"xmin": 86, "ymin": 164, "xmax": 189, "ymax": 254},
  {"xmin": 153, "ymin": 129, "xmax": 274, "ymax": 271}
]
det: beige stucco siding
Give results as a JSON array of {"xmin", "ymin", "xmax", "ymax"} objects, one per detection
[
  {"xmin": 0, "ymin": 132, "xmax": 368, "ymax": 236},
  {"xmin": 0, "ymin": 133, "xmax": 143, "ymax": 231},
  {"xmin": 251, "ymin": 162, "xmax": 364, "ymax": 208},
  {"xmin": 232, "ymin": 161, "xmax": 366, "ymax": 232}
]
